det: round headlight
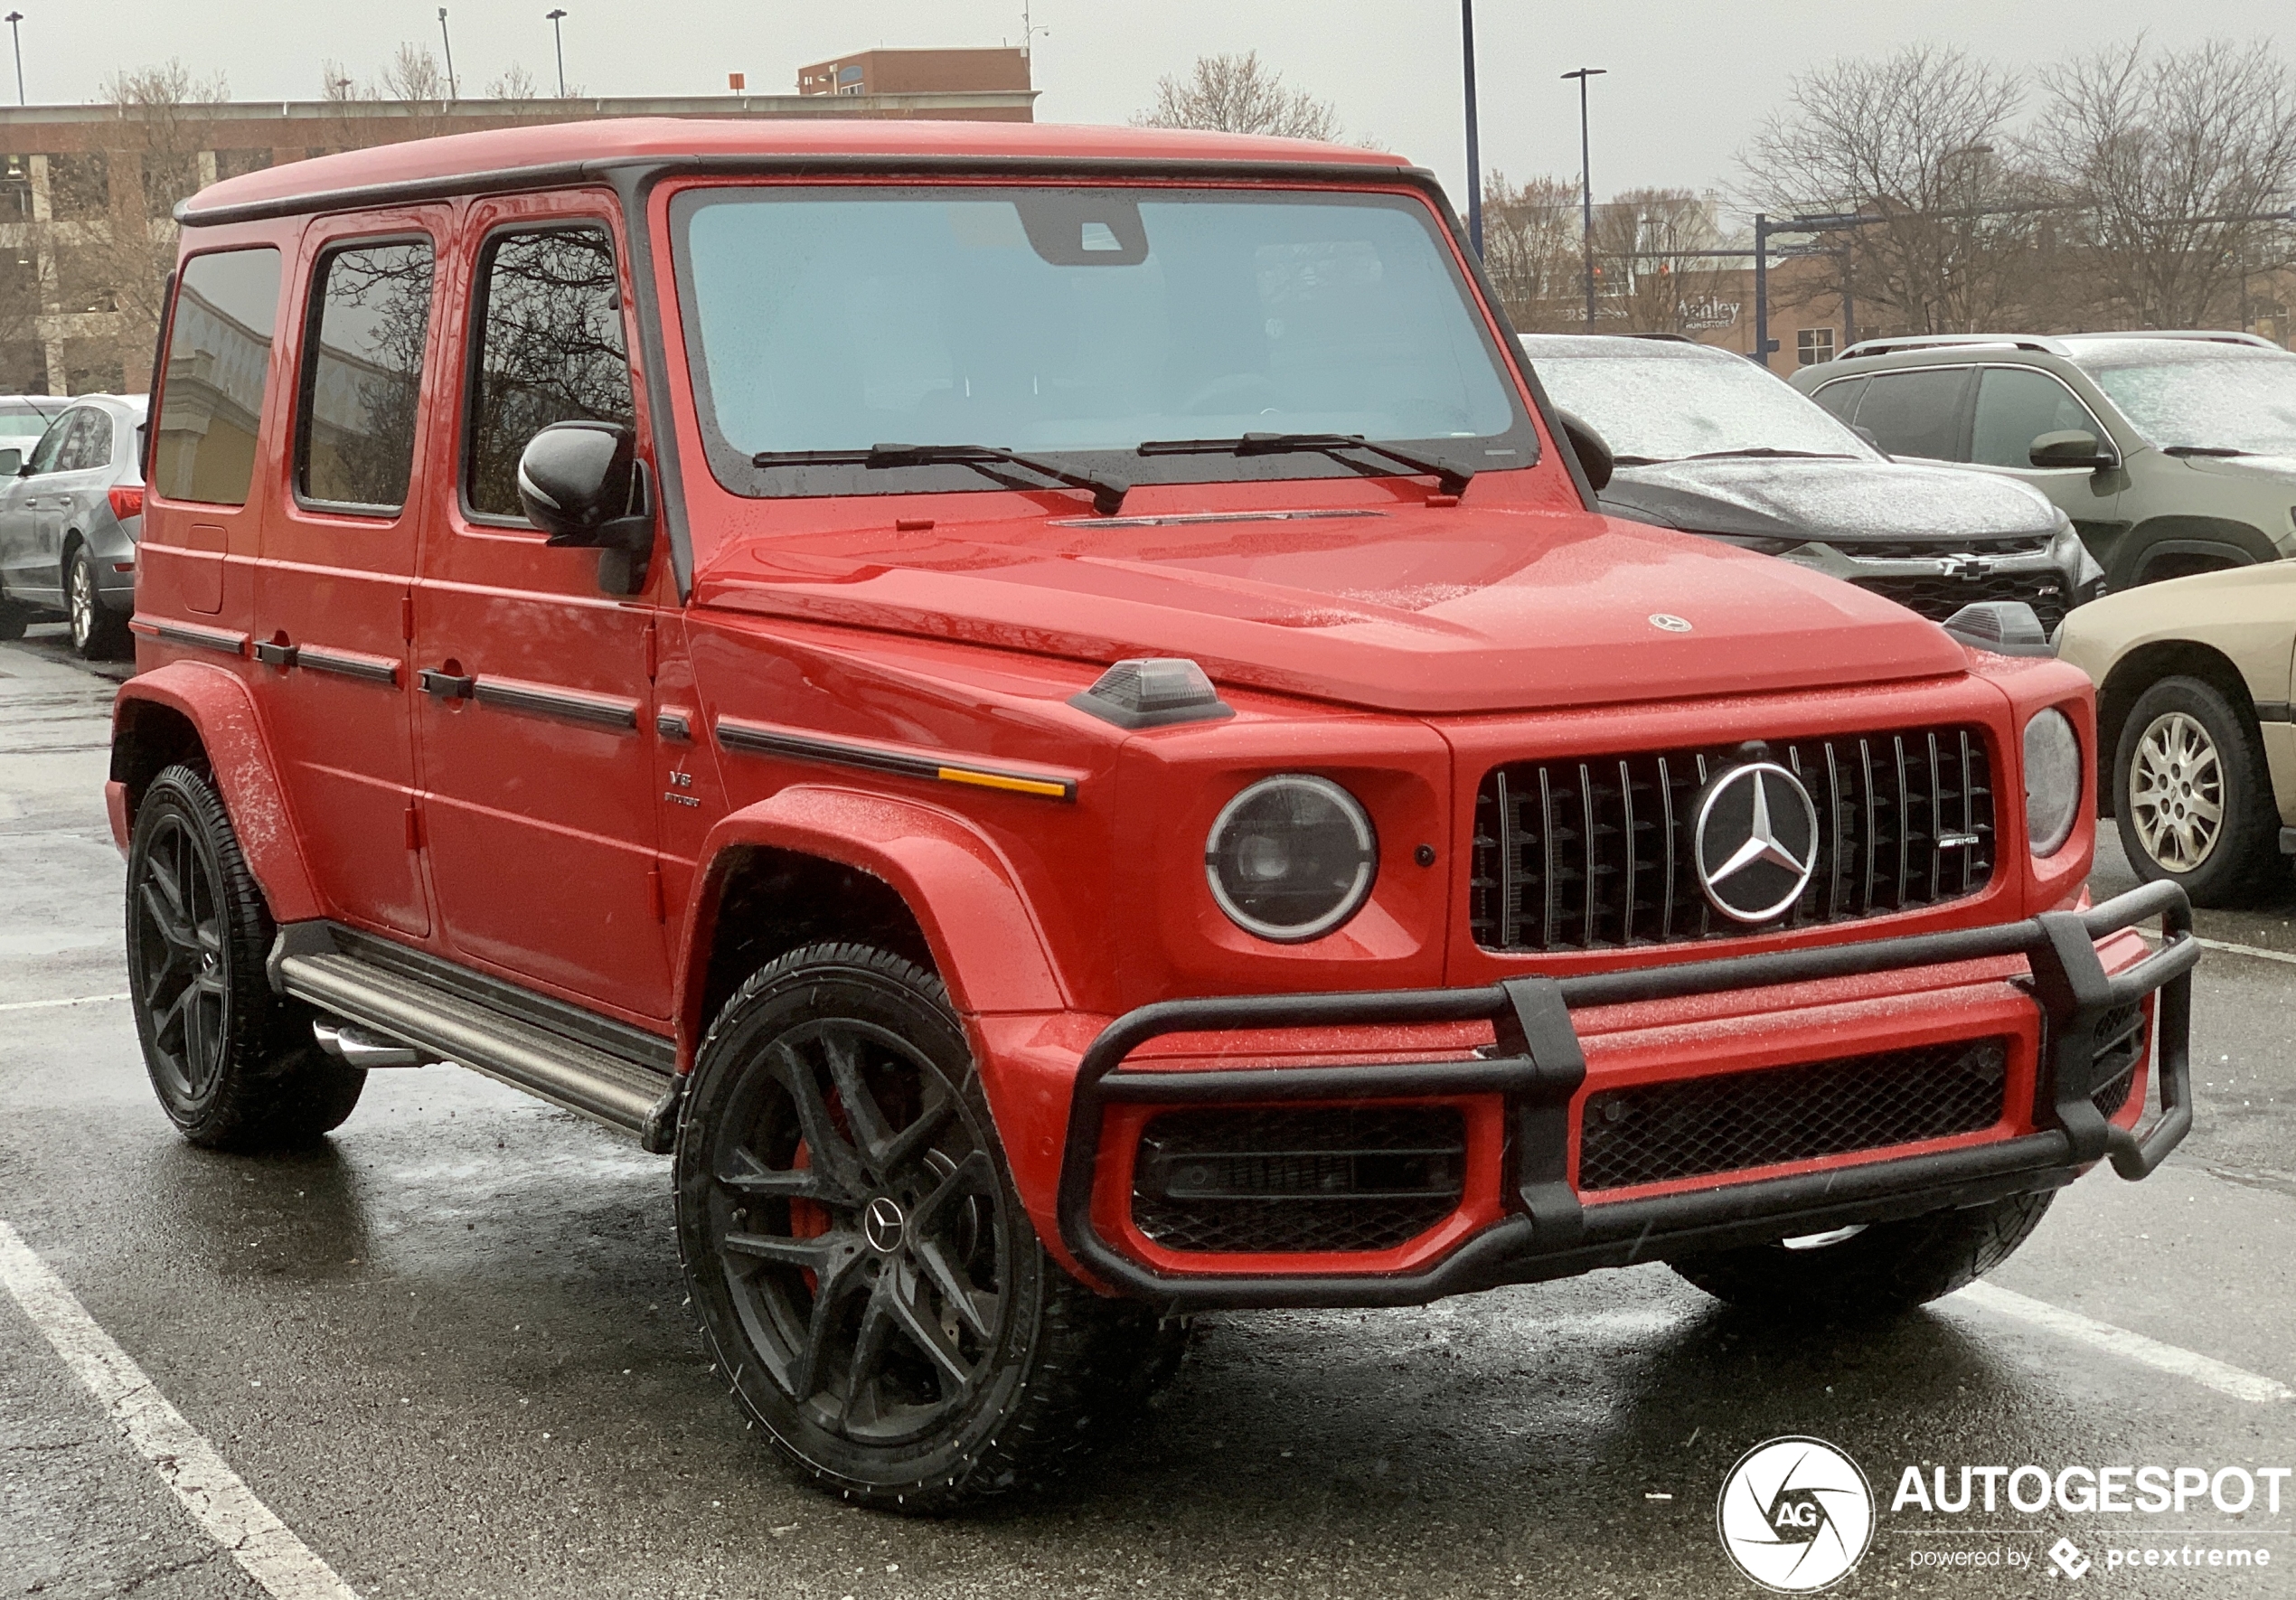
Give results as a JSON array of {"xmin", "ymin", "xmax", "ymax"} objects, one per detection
[
  {"xmin": 1204, "ymin": 775, "xmax": 1378, "ymax": 942},
  {"xmin": 2023, "ymin": 708, "xmax": 2082, "ymax": 857}
]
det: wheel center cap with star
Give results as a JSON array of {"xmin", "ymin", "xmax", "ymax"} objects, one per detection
[
  {"xmin": 862, "ymin": 1195, "xmax": 908, "ymax": 1255},
  {"xmin": 1694, "ymin": 761, "xmax": 1821, "ymax": 923}
]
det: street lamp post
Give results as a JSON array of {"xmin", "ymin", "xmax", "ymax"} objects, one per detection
[
  {"xmin": 4, "ymin": 14, "xmax": 23, "ymax": 108},
  {"xmin": 437, "ymin": 7, "xmax": 458, "ymax": 101},
  {"xmin": 546, "ymin": 8, "xmax": 568, "ymax": 98},
  {"xmin": 1461, "ymin": 0, "xmax": 1482, "ymax": 257},
  {"xmin": 1561, "ymin": 67, "xmax": 1605, "ymax": 331}
]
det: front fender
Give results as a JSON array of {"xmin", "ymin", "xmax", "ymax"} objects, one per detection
[
  {"xmin": 675, "ymin": 784, "xmax": 1069, "ymax": 1057},
  {"xmin": 110, "ymin": 663, "xmax": 322, "ymax": 925}
]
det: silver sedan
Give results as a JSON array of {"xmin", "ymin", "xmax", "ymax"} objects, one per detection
[{"xmin": 0, "ymin": 393, "xmax": 148, "ymax": 658}]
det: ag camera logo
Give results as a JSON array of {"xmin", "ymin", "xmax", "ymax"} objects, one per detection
[{"xmin": 1717, "ymin": 1436, "xmax": 1876, "ymax": 1592}]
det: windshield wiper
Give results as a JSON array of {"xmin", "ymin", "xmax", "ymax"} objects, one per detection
[
  {"xmin": 1680, "ymin": 448, "xmax": 1852, "ymax": 461},
  {"xmin": 2160, "ymin": 445, "xmax": 2254, "ymax": 457},
  {"xmin": 751, "ymin": 443, "xmax": 1128, "ymax": 515},
  {"xmin": 1136, "ymin": 432, "xmax": 1474, "ymax": 495}
]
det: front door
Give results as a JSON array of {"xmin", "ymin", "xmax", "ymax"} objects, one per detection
[
  {"xmin": 0, "ymin": 410, "xmax": 73, "ymax": 607},
  {"xmin": 252, "ymin": 213, "xmax": 444, "ymax": 937},
  {"xmin": 1965, "ymin": 364, "xmax": 2124, "ymax": 554},
  {"xmin": 411, "ymin": 198, "xmax": 672, "ymax": 1021}
]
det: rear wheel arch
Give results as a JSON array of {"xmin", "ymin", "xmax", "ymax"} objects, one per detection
[
  {"xmin": 2112, "ymin": 515, "xmax": 2279, "ymax": 589},
  {"xmin": 2095, "ymin": 640, "xmax": 2260, "ymax": 814}
]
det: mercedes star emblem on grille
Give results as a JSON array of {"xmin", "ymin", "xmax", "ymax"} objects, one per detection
[{"xmin": 1694, "ymin": 761, "xmax": 1821, "ymax": 923}]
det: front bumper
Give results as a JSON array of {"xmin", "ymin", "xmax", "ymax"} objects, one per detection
[{"xmin": 1056, "ymin": 881, "xmax": 2197, "ymax": 1311}]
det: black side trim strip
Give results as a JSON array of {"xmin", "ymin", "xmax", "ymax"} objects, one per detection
[
  {"xmin": 2255, "ymin": 701, "xmax": 2291, "ymax": 723},
  {"xmin": 715, "ymin": 715, "xmax": 1078, "ymax": 801},
  {"xmin": 146, "ymin": 618, "xmax": 249, "ymax": 657},
  {"xmin": 296, "ymin": 645, "xmax": 401, "ymax": 686},
  {"xmin": 473, "ymin": 675, "xmax": 641, "ymax": 730}
]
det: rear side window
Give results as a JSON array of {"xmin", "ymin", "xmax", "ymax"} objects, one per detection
[
  {"xmin": 1852, "ymin": 368, "xmax": 1968, "ymax": 461},
  {"xmin": 1810, "ymin": 377, "xmax": 1865, "ymax": 423},
  {"xmin": 1970, "ymin": 367, "xmax": 2095, "ymax": 467},
  {"xmin": 152, "ymin": 248, "xmax": 283, "ymax": 506},
  {"xmin": 296, "ymin": 239, "xmax": 436, "ymax": 513},
  {"xmin": 59, "ymin": 409, "xmax": 112, "ymax": 471},
  {"xmin": 464, "ymin": 225, "xmax": 634, "ymax": 520}
]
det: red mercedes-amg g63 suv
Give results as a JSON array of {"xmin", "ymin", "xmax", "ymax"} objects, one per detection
[{"xmin": 108, "ymin": 120, "xmax": 2197, "ymax": 1510}]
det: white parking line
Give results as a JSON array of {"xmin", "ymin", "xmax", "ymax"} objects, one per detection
[
  {"xmin": 0, "ymin": 993, "xmax": 129, "ymax": 1013},
  {"xmin": 1957, "ymin": 1281, "xmax": 2295, "ymax": 1406},
  {"xmin": 0, "ymin": 1221, "xmax": 361, "ymax": 1600},
  {"xmin": 2137, "ymin": 928, "xmax": 2296, "ymax": 968}
]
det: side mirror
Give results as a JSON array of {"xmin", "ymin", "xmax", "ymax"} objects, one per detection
[
  {"xmin": 2029, "ymin": 429, "xmax": 2117, "ymax": 472},
  {"xmin": 1553, "ymin": 407, "xmax": 1614, "ymax": 493},
  {"xmin": 0, "ymin": 447, "xmax": 20, "ymax": 476},
  {"xmin": 515, "ymin": 420, "xmax": 655, "ymax": 593}
]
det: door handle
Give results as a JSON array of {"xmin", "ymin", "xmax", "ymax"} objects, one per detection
[{"xmin": 418, "ymin": 667, "xmax": 475, "ymax": 701}]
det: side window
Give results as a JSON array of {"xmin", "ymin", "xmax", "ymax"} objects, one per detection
[
  {"xmin": 24, "ymin": 411, "xmax": 71, "ymax": 475},
  {"xmin": 1851, "ymin": 368, "xmax": 1969, "ymax": 461},
  {"xmin": 1970, "ymin": 368, "xmax": 2096, "ymax": 468},
  {"xmin": 152, "ymin": 248, "xmax": 284, "ymax": 506},
  {"xmin": 465, "ymin": 225, "xmax": 634, "ymax": 520},
  {"xmin": 295, "ymin": 238, "xmax": 437, "ymax": 513},
  {"xmin": 1810, "ymin": 377, "xmax": 1865, "ymax": 424},
  {"xmin": 61, "ymin": 409, "xmax": 112, "ymax": 471}
]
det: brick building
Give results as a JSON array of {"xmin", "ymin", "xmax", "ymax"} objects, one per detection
[
  {"xmin": 797, "ymin": 49, "xmax": 1030, "ymax": 99},
  {"xmin": 0, "ymin": 81, "xmax": 1038, "ymax": 398}
]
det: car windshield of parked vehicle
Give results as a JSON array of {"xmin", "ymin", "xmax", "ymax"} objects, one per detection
[
  {"xmin": 0, "ymin": 402, "xmax": 53, "ymax": 440},
  {"xmin": 671, "ymin": 186, "xmax": 1533, "ymax": 500},
  {"xmin": 1525, "ymin": 340, "xmax": 1880, "ymax": 465},
  {"xmin": 2082, "ymin": 347, "xmax": 2296, "ymax": 458}
]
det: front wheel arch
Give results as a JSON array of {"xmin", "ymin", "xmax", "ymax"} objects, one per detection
[{"xmin": 2094, "ymin": 640, "xmax": 2262, "ymax": 817}]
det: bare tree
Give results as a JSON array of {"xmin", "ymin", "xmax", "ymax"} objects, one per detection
[
  {"xmin": 487, "ymin": 62, "xmax": 541, "ymax": 101},
  {"xmin": 2030, "ymin": 39, "xmax": 2296, "ymax": 327},
  {"xmin": 1134, "ymin": 52, "xmax": 1343, "ymax": 141},
  {"xmin": 1479, "ymin": 173, "xmax": 1585, "ymax": 333},
  {"xmin": 381, "ymin": 42, "xmax": 447, "ymax": 105},
  {"xmin": 1592, "ymin": 189, "xmax": 1743, "ymax": 334},
  {"xmin": 1742, "ymin": 45, "xmax": 2043, "ymax": 335}
]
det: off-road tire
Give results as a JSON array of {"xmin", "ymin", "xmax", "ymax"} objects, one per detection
[
  {"xmin": 66, "ymin": 544, "xmax": 129, "ymax": 659},
  {"xmin": 125, "ymin": 765, "xmax": 364, "ymax": 1149},
  {"xmin": 1669, "ymin": 1191, "xmax": 2056, "ymax": 1320},
  {"xmin": 674, "ymin": 943, "xmax": 1182, "ymax": 1512},
  {"xmin": 2113, "ymin": 675, "xmax": 2283, "ymax": 908}
]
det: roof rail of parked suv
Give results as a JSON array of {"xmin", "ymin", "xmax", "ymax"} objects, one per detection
[{"xmin": 1839, "ymin": 334, "xmax": 2072, "ymax": 359}]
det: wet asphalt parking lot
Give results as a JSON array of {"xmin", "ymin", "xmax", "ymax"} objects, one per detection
[{"xmin": 3, "ymin": 624, "xmax": 2293, "ymax": 1600}]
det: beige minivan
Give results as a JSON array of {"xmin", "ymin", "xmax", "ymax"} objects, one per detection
[{"xmin": 2056, "ymin": 560, "xmax": 2295, "ymax": 904}]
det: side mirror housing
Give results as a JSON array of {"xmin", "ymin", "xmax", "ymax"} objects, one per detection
[
  {"xmin": 0, "ymin": 447, "xmax": 21, "ymax": 477},
  {"xmin": 2029, "ymin": 429, "xmax": 2117, "ymax": 472},
  {"xmin": 514, "ymin": 420, "xmax": 655, "ymax": 593},
  {"xmin": 1553, "ymin": 407, "xmax": 1614, "ymax": 493}
]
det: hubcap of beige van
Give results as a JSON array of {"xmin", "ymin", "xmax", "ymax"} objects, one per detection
[{"xmin": 2129, "ymin": 711, "xmax": 2224, "ymax": 872}]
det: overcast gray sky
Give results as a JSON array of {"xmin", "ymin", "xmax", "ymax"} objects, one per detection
[{"xmin": 18, "ymin": 1, "xmax": 2291, "ymax": 215}]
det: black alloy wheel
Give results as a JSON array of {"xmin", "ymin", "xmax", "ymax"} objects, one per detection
[
  {"xmin": 676, "ymin": 944, "xmax": 1184, "ymax": 1510},
  {"xmin": 126, "ymin": 765, "xmax": 363, "ymax": 1148}
]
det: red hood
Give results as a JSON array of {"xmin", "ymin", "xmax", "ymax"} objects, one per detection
[{"xmin": 691, "ymin": 503, "xmax": 1967, "ymax": 714}]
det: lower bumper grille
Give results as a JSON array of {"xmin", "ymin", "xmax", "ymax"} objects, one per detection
[
  {"xmin": 2086, "ymin": 1003, "xmax": 2148, "ymax": 1119},
  {"xmin": 1858, "ymin": 571, "xmax": 2069, "ymax": 633},
  {"xmin": 1132, "ymin": 1106, "xmax": 1465, "ymax": 1254},
  {"xmin": 1577, "ymin": 1038, "xmax": 2009, "ymax": 1192}
]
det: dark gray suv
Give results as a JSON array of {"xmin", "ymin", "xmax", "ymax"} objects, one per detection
[
  {"xmin": 1791, "ymin": 332, "xmax": 2296, "ymax": 592},
  {"xmin": 0, "ymin": 392, "xmax": 148, "ymax": 657}
]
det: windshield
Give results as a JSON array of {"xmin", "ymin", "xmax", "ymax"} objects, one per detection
[
  {"xmin": 670, "ymin": 185, "xmax": 1533, "ymax": 500},
  {"xmin": 2084, "ymin": 352, "xmax": 2296, "ymax": 456},
  {"xmin": 1525, "ymin": 342, "xmax": 1877, "ymax": 463},
  {"xmin": 0, "ymin": 404, "xmax": 54, "ymax": 439}
]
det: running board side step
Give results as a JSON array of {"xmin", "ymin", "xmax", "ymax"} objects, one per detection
[{"xmin": 269, "ymin": 926, "xmax": 680, "ymax": 1148}]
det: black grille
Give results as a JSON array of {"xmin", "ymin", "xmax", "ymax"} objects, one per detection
[
  {"xmin": 1853, "ymin": 536, "xmax": 2054, "ymax": 560},
  {"xmin": 1132, "ymin": 1106, "xmax": 1465, "ymax": 1255},
  {"xmin": 1858, "ymin": 571, "xmax": 2070, "ymax": 633},
  {"xmin": 1470, "ymin": 725, "xmax": 1994, "ymax": 953},
  {"xmin": 2086, "ymin": 1003, "xmax": 2147, "ymax": 1120},
  {"xmin": 1577, "ymin": 1038, "xmax": 2009, "ymax": 1191}
]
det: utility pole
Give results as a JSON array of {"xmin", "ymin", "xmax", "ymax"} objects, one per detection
[
  {"xmin": 546, "ymin": 8, "xmax": 568, "ymax": 98},
  {"xmin": 4, "ymin": 14, "xmax": 22, "ymax": 108},
  {"xmin": 438, "ymin": 7, "xmax": 458, "ymax": 101},
  {"xmin": 1561, "ymin": 68, "xmax": 1606, "ymax": 329},
  {"xmin": 1021, "ymin": 1, "xmax": 1047, "ymax": 58},
  {"xmin": 1460, "ymin": 1, "xmax": 1482, "ymax": 256}
]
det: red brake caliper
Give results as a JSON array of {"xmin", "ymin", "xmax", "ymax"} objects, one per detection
[{"xmin": 788, "ymin": 1142, "xmax": 829, "ymax": 1293}]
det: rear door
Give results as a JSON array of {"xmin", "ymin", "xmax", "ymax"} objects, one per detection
[
  {"xmin": 1965, "ymin": 363, "xmax": 2123, "ymax": 550},
  {"xmin": 252, "ymin": 213, "xmax": 444, "ymax": 937},
  {"xmin": 410, "ymin": 196, "xmax": 672, "ymax": 1020},
  {"xmin": 1849, "ymin": 366, "xmax": 1971, "ymax": 465}
]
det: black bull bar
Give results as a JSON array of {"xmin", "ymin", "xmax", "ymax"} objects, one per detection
[{"xmin": 1055, "ymin": 881, "xmax": 2197, "ymax": 1312}]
